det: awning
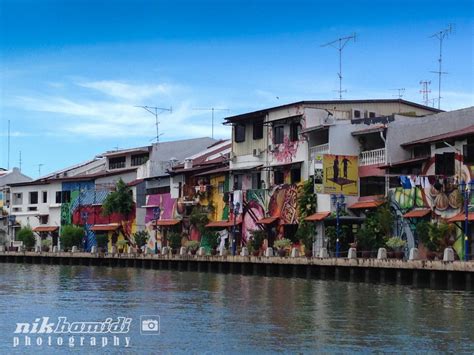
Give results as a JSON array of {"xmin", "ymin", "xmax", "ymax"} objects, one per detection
[
  {"xmin": 448, "ymin": 212, "xmax": 474, "ymax": 223},
  {"xmin": 379, "ymin": 156, "xmax": 429, "ymax": 169},
  {"xmin": 305, "ymin": 211, "xmax": 331, "ymax": 222},
  {"xmin": 90, "ymin": 224, "xmax": 120, "ymax": 231},
  {"xmin": 230, "ymin": 163, "xmax": 263, "ymax": 171},
  {"xmin": 152, "ymin": 219, "xmax": 181, "ymax": 226},
  {"xmin": 256, "ymin": 217, "xmax": 279, "ymax": 225},
  {"xmin": 33, "ymin": 226, "xmax": 59, "ymax": 233},
  {"xmin": 403, "ymin": 209, "xmax": 431, "ymax": 218},
  {"xmin": 349, "ymin": 200, "xmax": 384, "ymax": 209},
  {"xmin": 206, "ymin": 218, "xmax": 242, "ymax": 228}
]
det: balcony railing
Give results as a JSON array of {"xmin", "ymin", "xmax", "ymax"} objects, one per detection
[
  {"xmin": 359, "ymin": 148, "xmax": 386, "ymax": 166},
  {"xmin": 310, "ymin": 143, "xmax": 330, "ymax": 160}
]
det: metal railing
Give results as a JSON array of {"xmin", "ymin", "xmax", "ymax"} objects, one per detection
[
  {"xmin": 310, "ymin": 143, "xmax": 330, "ymax": 160},
  {"xmin": 359, "ymin": 148, "xmax": 386, "ymax": 166}
]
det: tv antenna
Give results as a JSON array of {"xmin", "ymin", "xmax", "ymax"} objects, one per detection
[
  {"xmin": 391, "ymin": 88, "xmax": 405, "ymax": 99},
  {"xmin": 193, "ymin": 107, "xmax": 230, "ymax": 139},
  {"xmin": 136, "ymin": 105, "xmax": 172, "ymax": 143},
  {"xmin": 430, "ymin": 24, "xmax": 454, "ymax": 109},
  {"xmin": 38, "ymin": 163, "xmax": 44, "ymax": 177},
  {"xmin": 419, "ymin": 81, "xmax": 431, "ymax": 107},
  {"xmin": 19, "ymin": 151, "xmax": 22, "ymax": 171},
  {"xmin": 7, "ymin": 120, "xmax": 10, "ymax": 170},
  {"xmin": 321, "ymin": 33, "xmax": 357, "ymax": 99}
]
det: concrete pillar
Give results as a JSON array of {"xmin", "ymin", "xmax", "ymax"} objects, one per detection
[
  {"xmin": 240, "ymin": 247, "xmax": 249, "ymax": 256},
  {"xmin": 443, "ymin": 248, "xmax": 454, "ymax": 262},
  {"xmin": 409, "ymin": 248, "xmax": 419, "ymax": 261},
  {"xmin": 179, "ymin": 247, "xmax": 187, "ymax": 256},
  {"xmin": 91, "ymin": 246, "xmax": 97, "ymax": 254},
  {"xmin": 35, "ymin": 245, "xmax": 41, "ymax": 253},
  {"xmin": 318, "ymin": 248, "xmax": 328, "ymax": 258},
  {"xmin": 161, "ymin": 247, "xmax": 169, "ymax": 255},
  {"xmin": 290, "ymin": 248, "xmax": 300, "ymax": 258},
  {"xmin": 71, "ymin": 246, "xmax": 78, "ymax": 253},
  {"xmin": 219, "ymin": 248, "xmax": 227, "ymax": 257},
  {"xmin": 197, "ymin": 247, "xmax": 206, "ymax": 256},
  {"xmin": 265, "ymin": 247, "xmax": 273, "ymax": 257},
  {"xmin": 52, "ymin": 246, "xmax": 58, "ymax": 253},
  {"xmin": 377, "ymin": 248, "xmax": 387, "ymax": 260},
  {"xmin": 347, "ymin": 248, "xmax": 357, "ymax": 259}
]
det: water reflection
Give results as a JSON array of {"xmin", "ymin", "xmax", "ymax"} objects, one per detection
[{"xmin": 0, "ymin": 264, "xmax": 473, "ymax": 353}]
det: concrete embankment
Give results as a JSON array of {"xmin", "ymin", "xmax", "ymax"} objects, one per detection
[{"xmin": 1, "ymin": 251, "xmax": 473, "ymax": 290}]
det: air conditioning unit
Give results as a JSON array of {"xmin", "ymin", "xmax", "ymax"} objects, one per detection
[{"xmin": 252, "ymin": 148, "xmax": 261, "ymax": 157}]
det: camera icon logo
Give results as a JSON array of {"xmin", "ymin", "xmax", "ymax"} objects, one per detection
[{"xmin": 140, "ymin": 315, "xmax": 160, "ymax": 335}]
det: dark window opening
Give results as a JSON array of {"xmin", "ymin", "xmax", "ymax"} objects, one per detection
[
  {"xmin": 290, "ymin": 168, "xmax": 301, "ymax": 184},
  {"xmin": 435, "ymin": 139, "xmax": 455, "ymax": 149},
  {"xmin": 353, "ymin": 110, "xmax": 361, "ymax": 118},
  {"xmin": 413, "ymin": 145, "xmax": 431, "ymax": 158},
  {"xmin": 55, "ymin": 191, "xmax": 71, "ymax": 204},
  {"xmin": 284, "ymin": 224, "xmax": 299, "ymax": 242},
  {"xmin": 109, "ymin": 156, "xmax": 126, "ymax": 170},
  {"xmin": 274, "ymin": 171, "xmax": 284, "ymax": 185},
  {"xmin": 29, "ymin": 191, "xmax": 38, "ymax": 205},
  {"xmin": 360, "ymin": 176, "xmax": 385, "ymax": 197},
  {"xmin": 42, "ymin": 191, "xmax": 47, "ymax": 203},
  {"xmin": 274, "ymin": 126, "xmax": 284, "ymax": 144},
  {"xmin": 234, "ymin": 174, "xmax": 243, "ymax": 190},
  {"xmin": 290, "ymin": 123, "xmax": 301, "ymax": 142},
  {"xmin": 131, "ymin": 153, "xmax": 149, "ymax": 166},
  {"xmin": 368, "ymin": 112, "xmax": 376, "ymax": 118},
  {"xmin": 235, "ymin": 125, "xmax": 246, "ymax": 143},
  {"xmin": 435, "ymin": 152, "xmax": 455, "ymax": 176},
  {"xmin": 463, "ymin": 143, "xmax": 474, "ymax": 164},
  {"xmin": 251, "ymin": 173, "xmax": 261, "ymax": 190},
  {"xmin": 40, "ymin": 215, "xmax": 49, "ymax": 225},
  {"xmin": 253, "ymin": 121, "xmax": 263, "ymax": 140}
]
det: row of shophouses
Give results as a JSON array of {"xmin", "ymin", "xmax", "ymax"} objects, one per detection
[{"xmin": 1, "ymin": 99, "xmax": 473, "ymax": 258}]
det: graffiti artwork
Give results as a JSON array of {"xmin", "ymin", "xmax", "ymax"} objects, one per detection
[{"xmin": 323, "ymin": 154, "xmax": 358, "ymax": 195}]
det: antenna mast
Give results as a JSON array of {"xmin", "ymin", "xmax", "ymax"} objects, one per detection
[
  {"xmin": 430, "ymin": 25, "xmax": 453, "ymax": 109},
  {"xmin": 419, "ymin": 80, "xmax": 432, "ymax": 107},
  {"xmin": 7, "ymin": 120, "xmax": 10, "ymax": 170},
  {"xmin": 321, "ymin": 33, "xmax": 357, "ymax": 99},
  {"xmin": 136, "ymin": 105, "xmax": 172, "ymax": 143},
  {"xmin": 193, "ymin": 107, "xmax": 230, "ymax": 139},
  {"xmin": 19, "ymin": 151, "xmax": 22, "ymax": 171}
]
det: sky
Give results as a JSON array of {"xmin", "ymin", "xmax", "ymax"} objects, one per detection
[{"xmin": 0, "ymin": 0, "xmax": 473, "ymax": 178}]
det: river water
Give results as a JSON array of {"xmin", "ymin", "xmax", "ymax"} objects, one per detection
[{"xmin": 0, "ymin": 263, "xmax": 473, "ymax": 353}]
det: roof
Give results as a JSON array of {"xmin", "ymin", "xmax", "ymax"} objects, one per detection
[
  {"xmin": 305, "ymin": 211, "xmax": 331, "ymax": 222},
  {"xmin": 401, "ymin": 124, "xmax": 474, "ymax": 148},
  {"xmin": 230, "ymin": 163, "xmax": 263, "ymax": 171},
  {"xmin": 33, "ymin": 226, "xmax": 59, "ymax": 232},
  {"xmin": 152, "ymin": 219, "xmax": 181, "ymax": 226},
  {"xmin": 448, "ymin": 212, "xmax": 474, "ymax": 223},
  {"xmin": 351, "ymin": 125, "xmax": 386, "ymax": 136},
  {"xmin": 206, "ymin": 217, "xmax": 242, "ymax": 228},
  {"xmin": 379, "ymin": 156, "xmax": 429, "ymax": 169},
  {"xmin": 257, "ymin": 217, "xmax": 279, "ymax": 225},
  {"xmin": 224, "ymin": 99, "xmax": 442, "ymax": 123},
  {"xmin": 90, "ymin": 223, "xmax": 120, "ymax": 231},
  {"xmin": 349, "ymin": 200, "xmax": 384, "ymax": 209},
  {"xmin": 195, "ymin": 166, "xmax": 230, "ymax": 177},
  {"xmin": 102, "ymin": 146, "xmax": 151, "ymax": 157},
  {"xmin": 403, "ymin": 209, "xmax": 431, "ymax": 218}
]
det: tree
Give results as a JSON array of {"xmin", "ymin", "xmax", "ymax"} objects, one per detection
[
  {"xmin": 95, "ymin": 234, "xmax": 108, "ymax": 250},
  {"xmin": 102, "ymin": 179, "xmax": 134, "ymax": 217},
  {"xmin": 61, "ymin": 225, "xmax": 84, "ymax": 251},
  {"xmin": 17, "ymin": 227, "xmax": 35, "ymax": 249}
]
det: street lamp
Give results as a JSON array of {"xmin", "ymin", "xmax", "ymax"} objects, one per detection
[
  {"xmin": 153, "ymin": 207, "xmax": 161, "ymax": 254},
  {"xmin": 458, "ymin": 180, "xmax": 472, "ymax": 261},
  {"xmin": 81, "ymin": 211, "xmax": 89, "ymax": 251},
  {"xmin": 331, "ymin": 194, "xmax": 346, "ymax": 257}
]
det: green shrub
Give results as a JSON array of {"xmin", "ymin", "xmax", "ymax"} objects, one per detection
[
  {"xmin": 250, "ymin": 229, "xmax": 266, "ymax": 251},
  {"xmin": 133, "ymin": 230, "xmax": 149, "ymax": 248},
  {"xmin": 95, "ymin": 234, "xmax": 108, "ymax": 249},
  {"xmin": 61, "ymin": 225, "xmax": 84, "ymax": 251},
  {"xmin": 185, "ymin": 240, "xmax": 200, "ymax": 252},
  {"xmin": 385, "ymin": 237, "xmax": 406, "ymax": 250},
  {"xmin": 168, "ymin": 232, "xmax": 182, "ymax": 250},
  {"xmin": 17, "ymin": 227, "xmax": 35, "ymax": 249},
  {"xmin": 296, "ymin": 222, "xmax": 314, "ymax": 252},
  {"xmin": 274, "ymin": 238, "xmax": 291, "ymax": 250},
  {"xmin": 201, "ymin": 232, "xmax": 219, "ymax": 251},
  {"xmin": 41, "ymin": 239, "xmax": 52, "ymax": 247}
]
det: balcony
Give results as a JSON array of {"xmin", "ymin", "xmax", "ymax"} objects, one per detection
[
  {"xmin": 359, "ymin": 148, "xmax": 386, "ymax": 166},
  {"xmin": 310, "ymin": 143, "xmax": 330, "ymax": 160}
]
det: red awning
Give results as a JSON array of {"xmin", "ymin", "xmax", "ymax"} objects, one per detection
[
  {"xmin": 448, "ymin": 212, "xmax": 474, "ymax": 223},
  {"xmin": 403, "ymin": 209, "xmax": 431, "ymax": 218},
  {"xmin": 153, "ymin": 219, "xmax": 181, "ymax": 226},
  {"xmin": 206, "ymin": 218, "xmax": 242, "ymax": 228},
  {"xmin": 90, "ymin": 224, "xmax": 120, "ymax": 231},
  {"xmin": 349, "ymin": 200, "xmax": 384, "ymax": 209},
  {"xmin": 256, "ymin": 217, "xmax": 279, "ymax": 225},
  {"xmin": 305, "ymin": 211, "xmax": 331, "ymax": 222},
  {"xmin": 33, "ymin": 226, "xmax": 59, "ymax": 233}
]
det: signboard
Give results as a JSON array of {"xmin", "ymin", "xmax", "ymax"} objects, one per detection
[
  {"xmin": 323, "ymin": 154, "xmax": 358, "ymax": 195},
  {"xmin": 0, "ymin": 191, "xmax": 3, "ymax": 208}
]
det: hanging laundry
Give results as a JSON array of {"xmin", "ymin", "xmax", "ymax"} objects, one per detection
[
  {"xmin": 414, "ymin": 176, "xmax": 422, "ymax": 186},
  {"xmin": 233, "ymin": 190, "xmax": 243, "ymax": 213},
  {"xmin": 400, "ymin": 176, "xmax": 412, "ymax": 189}
]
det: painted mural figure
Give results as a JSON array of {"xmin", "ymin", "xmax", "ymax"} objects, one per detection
[
  {"xmin": 342, "ymin": 156, "xmax": 350, "ymax": 178},
  {"xmin": 333, "ymin": 156, "xmax": 340, "ymax": 183}
]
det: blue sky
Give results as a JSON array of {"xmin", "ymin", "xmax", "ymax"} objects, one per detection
[{"xmin": 1, "ymin": 0, "xmax": 473, "ymax": 178}]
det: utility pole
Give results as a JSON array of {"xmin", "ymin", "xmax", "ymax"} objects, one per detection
[
  {"xmin": 193, "ymin": 107, "xmax": 230, "ymax": 139},
  {"xmin": 419, "ymin": 80, "xmax": 432, "ymax": 107},
  {"xmin": 136, "ymin": 106, "xmax": 172, "ymax": 143},
  {"xmin": 430, "ymin": 25, "xmax": 453, "ymax": 109},
  {"xmin": 321, "ymin": 33, "xmax": 357, "ymax": 99}
]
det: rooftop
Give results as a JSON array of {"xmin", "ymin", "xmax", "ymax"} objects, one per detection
[{"xmin": 401, "ymin": 124, "xmax": 474, "ymax": 148}]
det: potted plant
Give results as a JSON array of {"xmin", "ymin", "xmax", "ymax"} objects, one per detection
[
  {"xmin": 41, "ymin": 239, "xmax": 52, "ymax": 252},
  {"xmin": 168, "ymin": 232, "xmax": 182, "ymax": 254},
  {"xmin": 17, "ymin": 227, "xmax": 36, "ymax": 251},
  {"xmin": 385, "ymin": 237, "xmax": 406, "ymax": 259},
  {"xmin": 419, "ymin": 222, "xmax": 454, "ymax": 260},
  {"xmin": 116, "ymin": 239, "xmax": 128, "ymax": 254},
  {"xmin": 296, "ymin": 222, "xmax": 314, "ymax": 257},
  {"xmin": 250, "ymin": 229, "xmax": 266, "ymax": 256},
  {"xmin": 185, "ymin": 240, "xmax": 200, "ymax": 255},
  {"xmin": 96, "ymin": 234, "xmax": 108, "ymax": 253},
  {"xmin": 274, "ymin": 238, "xmax": 291, "ymax": 257},
  {"xmin": 133, "ymin": 230, "xmax": 149, "ymax": 254}
]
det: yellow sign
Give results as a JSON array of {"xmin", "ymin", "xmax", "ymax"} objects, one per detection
[{"xmin": 323, "ymin": 154, "xmax": 358, "ymax": 195}]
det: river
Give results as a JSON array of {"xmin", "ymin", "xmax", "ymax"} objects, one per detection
[{"xmin": 0, "ymin": 263, "xmax": 472, "ymax": 353}]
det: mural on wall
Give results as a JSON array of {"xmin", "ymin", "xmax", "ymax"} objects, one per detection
[
  {"xmin": 273, "ymin": 136, "xmax": 300, "ymax": 164},
  {"xmin": 144, "ymin": 193, "xmax": 179, "ymax": 251},
  {"xmin": 242, "ymin": 189, "xmax": 267, "ymax": 242},
  {"xmin": 323, "ymin": 154, "xmax": 358, "ymax": 195}
]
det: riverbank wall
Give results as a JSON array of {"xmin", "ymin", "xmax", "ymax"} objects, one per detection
[{"xmin": 1, "ymin": 251, "xmax": 473, "ymax": 290}]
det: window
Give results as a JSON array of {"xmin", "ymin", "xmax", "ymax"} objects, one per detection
[
  {"xmin": 29, "ymin": 191, "xmax": 38, "ymax": 205},
  {"xmin": 463, "ymin": 143, "xmax": 474, "ymax": 164},
  {"xmin": 413, "ymin": 145, "xmax": 431, "ymax": 158},
  {"xmin": 274, "ymin": 171, "xmax": 284, "ymax": 185},
  {"xmin": 290, "ymin": 123, "xmax": 301, "ymax": 142},
  {"xmin": 131, "ymin": 153, "xmax": 149, "ymax": 166},
  {"xmin": 42, "ymin": 191, "xmax": 48, "ymax": 203},
  {"xmin": 235, "ymin": 124, "xmax": 246, "ymax": 143},
  {"xmin": 253, "ymin": 121, "xmax": 264, "ymax": 140},
  {"xmin": 27, "ymin": 206, "xmax": 37, "ymax": 211},
  {"xmin": 39, "ymin": 215, "xmax": 49, "ymax": 225},
  {"xmin": 234, "ymin": 174, "xmax": 243, "ymax": 190},
  {"xmin": 435, "ymin": 139, "xmax": 455, "ymax": 149},
  {"xmin": 251, "ymin": 173, "xmax": 261, "ymax": 190},
  {"xmin": 353, "ymin": 110, "xmax": 361, "ymax": 118},
  {"xmin": 55, "ymin": 191, "xmax": 71, "ymax": 204},
  {"xmin": 368, "ymin": 112, "xmax": 376, "ymax": 118},
  {"xmin": 360, "ymin": 177, "xmax": 385, "ymax": 197},
  {"xmin": 290, "ymin": 168, "xmax": 301, "ymax": 184},
  {"xmin": 109, "ymin": 156, "xmax": 126, "ymax": 170},
  {"xmin": 435, "ymin": 153, "xmax": 455, "ymax": 176},
  {"xmin": 274, "ymin": 126, "xmax": 284, "ymax": 144},
  {"xmin": 218, "ymin": 182, "xmax": 225, "ymax": 194}
]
